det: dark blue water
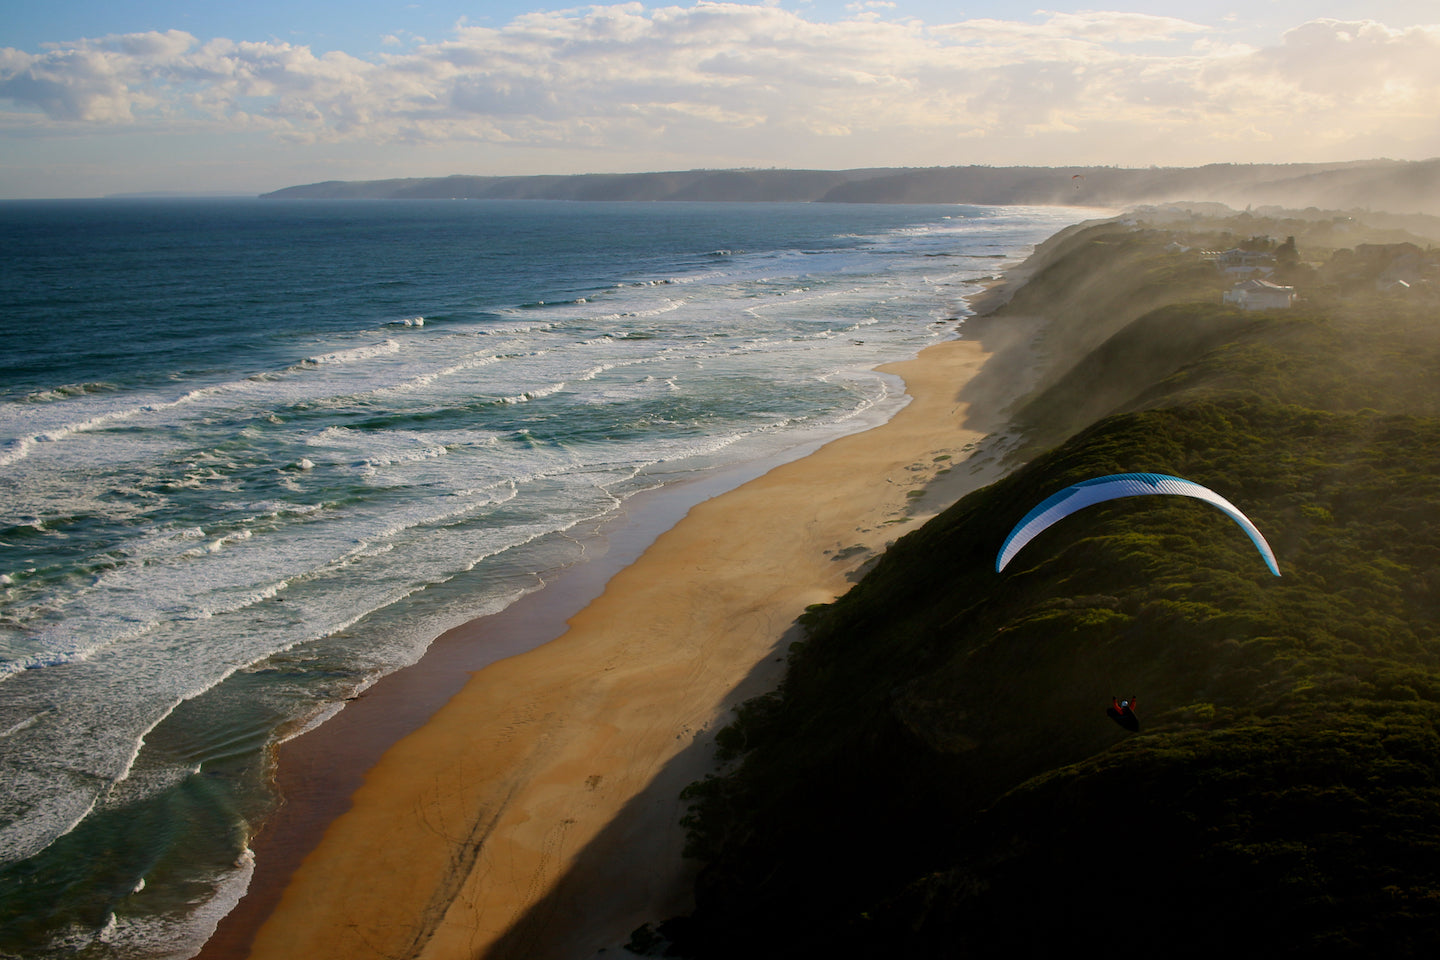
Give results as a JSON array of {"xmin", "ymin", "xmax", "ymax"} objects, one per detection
[{"xmin": 3, "ymin": 198, "xmax": 1000, "ymax": 394}]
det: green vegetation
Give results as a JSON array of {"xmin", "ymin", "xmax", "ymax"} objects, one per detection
[{"xmin": 665, "ymin": 216, "xmax": 1440, "ymax": 956}]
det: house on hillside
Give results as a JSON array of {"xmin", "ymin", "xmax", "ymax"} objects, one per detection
[
  {"xmin": 1214, "ymin": 248, "xmax": 1276, "ymax": 276},
  {"xmin": 1224, "ymin": 278, "xmax": 1295, "ymax": 310}
]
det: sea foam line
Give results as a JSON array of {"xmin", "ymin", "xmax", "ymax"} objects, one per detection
[
  {"xmin": 0, "ymin": 334, "xmax": 436, "ymax": 468},
  {"xmin": 298, "ymin": 339, "xmax": 401, "ymax": 367}
]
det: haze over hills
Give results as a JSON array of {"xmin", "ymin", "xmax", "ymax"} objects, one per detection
[{"xmin": 260, "ymin": 159, "xmax": 1440, "ymax": 215}]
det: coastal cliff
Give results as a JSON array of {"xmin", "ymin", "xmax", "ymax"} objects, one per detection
[{"xmin": 662, "ymin": 210, "xmax": 1440, "ymax": 956}]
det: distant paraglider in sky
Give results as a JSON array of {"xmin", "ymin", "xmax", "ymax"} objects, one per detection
[{"xmin": 996, "ymin": 473, "xmax": 1281, "ymax": 576}]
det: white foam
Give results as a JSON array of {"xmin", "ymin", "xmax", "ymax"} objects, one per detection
[
  {"xmin": 0, "ymin": 337, "xmax": 434, "ymax": 471},
  {"xmin": 468, "ymin": 318, "xmax": 555, "ymax": 337},
  {"xmin": 590, "ymin": 299, "xmax": 686, "ymax": 322},
  {"xmin": 499, "ymin": 381, "xmax": 567, "ymax": 404},
  {"xmin": 300, "ymin": 339, "xmax": 401, "ymax": 367},
  {"xmin": 89, "ymin": 848, "xmax": 256, "ymax": 960},
  {"xmin": 20, "ymin": 381, "xmax": 118, "ymax": 404},
  {"xmin": 204, "ymin": 528, "xmax": 252, "ymax": 554},
  {"xmin": 356, "ymin": 443, "xmax": 449, "ymax": 473},
  {"xmin": 0, "ymin": 436, "xmax": 34, "ymax": 467},
  {"xmin": 0, "ymin": 711, "xmax": 47, "ymax": 739},
  {"xmin": 361, "ymin": 352, "xmax": 503, "ymax": 398}
]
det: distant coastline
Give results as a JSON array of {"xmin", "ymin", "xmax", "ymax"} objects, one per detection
[
  {"xmin": 259, "ymin": 159, "xmax": 1440, "ymax": 214},
  {"xmin": 102, "ymin": 191, "xmax": 260, "ymax": 199}
]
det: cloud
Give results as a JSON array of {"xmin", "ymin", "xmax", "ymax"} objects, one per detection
[
  {"xmin": 0, "ymin": 30, "xmax": 198, "ymax": 122},
  {"xmin": 1246, "ymin": 18, "xmax": 1440, "ymax": 100},
  {"xmin": 1, "ymin": 7, "xmax": 1438, "ymax": 165}
]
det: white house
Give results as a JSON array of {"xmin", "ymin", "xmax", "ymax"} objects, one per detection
[{"xmin": 1224, "ymin": 279, "xmax": 1295, "ymax": 310}]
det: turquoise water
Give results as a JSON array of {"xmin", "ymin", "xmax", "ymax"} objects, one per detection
[{"xmin": 0, "ymin": 198, "xmax": 1085, "ymax": 956}]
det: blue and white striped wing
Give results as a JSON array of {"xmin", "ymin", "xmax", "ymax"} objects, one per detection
[{"xmin": 996, "ymin": 473, "xmax": 1280, "ymax": 576}]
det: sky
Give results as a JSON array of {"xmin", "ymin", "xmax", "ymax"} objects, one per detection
[{"xmin": 2, "ymin": 2, "xmax": 1438, "ymax": 198}]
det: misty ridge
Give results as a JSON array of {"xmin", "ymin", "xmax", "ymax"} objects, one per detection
[{"xmin": 261, "ymin": 158, "xmax": 1440, "ymax": 218}]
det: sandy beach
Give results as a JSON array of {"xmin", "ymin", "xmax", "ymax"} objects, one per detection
[{"xmin": 206, "ymin": 304, "xmax": 1042, "ymax": 960}]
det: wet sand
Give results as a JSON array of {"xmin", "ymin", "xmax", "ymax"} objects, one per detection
[{"xmin": 209, "ymin": 307, "xmax": 1044, "ymax": 960}]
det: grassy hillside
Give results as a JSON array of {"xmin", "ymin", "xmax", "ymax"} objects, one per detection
[{"xmin": 657, "ymin": 217, "xmax": 1440, "ymax": 957}]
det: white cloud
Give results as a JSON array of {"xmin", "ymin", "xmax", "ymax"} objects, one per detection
[
  {"xmin": 1, "ymin": 7, "xmax": 1438, "ymax": 167},
  {"xmin": 1248, "ymin": 19, "xmax": 1440, "ymax": 99}
]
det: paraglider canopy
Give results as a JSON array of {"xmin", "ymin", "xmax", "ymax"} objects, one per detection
[{"xmin": 996, "ymin": 473, "xmax": 1280, "ymax": 576}]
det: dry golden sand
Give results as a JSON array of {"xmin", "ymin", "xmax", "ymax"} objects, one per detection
[{"xmin": 239, "ymin": 321, "xmax": 1039, "ymax": 960}]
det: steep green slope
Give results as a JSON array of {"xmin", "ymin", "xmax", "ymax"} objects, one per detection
[{"xmin": 664, "ymin": 225, "xmax": 1440, "ymax": 957}]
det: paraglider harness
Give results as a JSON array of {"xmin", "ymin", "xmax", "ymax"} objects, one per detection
[{"xmin": 1107, "ymin": 696, "xmax": 1140, "ymax": 732}]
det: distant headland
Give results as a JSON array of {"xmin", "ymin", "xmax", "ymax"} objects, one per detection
[{"xmin": 261, "ymin": 159, "xmax": 1440, "ymax": 214}]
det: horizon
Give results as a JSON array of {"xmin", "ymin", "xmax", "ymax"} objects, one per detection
[
  {"xmin": 3, "ymin": 2, "xmax": 1440, "ymax": 199},
  {"xmin": 10, "ymin": 156, "xmax": 1434, "ymax": 204}
]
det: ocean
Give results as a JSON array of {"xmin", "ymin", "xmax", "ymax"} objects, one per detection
[{"xmin": 0, "ymin": 197, "xmax": 1086, "ymax": 957}]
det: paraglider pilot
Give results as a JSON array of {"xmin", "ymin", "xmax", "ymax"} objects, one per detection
[{"xmin": 1107, "ymin": 696, "xmax": 1140, "ymax": 732}]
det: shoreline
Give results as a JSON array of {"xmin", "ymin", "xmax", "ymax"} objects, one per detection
[
  {"xmin": 195, "ymin": 417, "xmax": 903, "ymax": 960},
  {"xmin": 199, "ymin": 279, "xmax": 1046, "ymax": 960}
]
